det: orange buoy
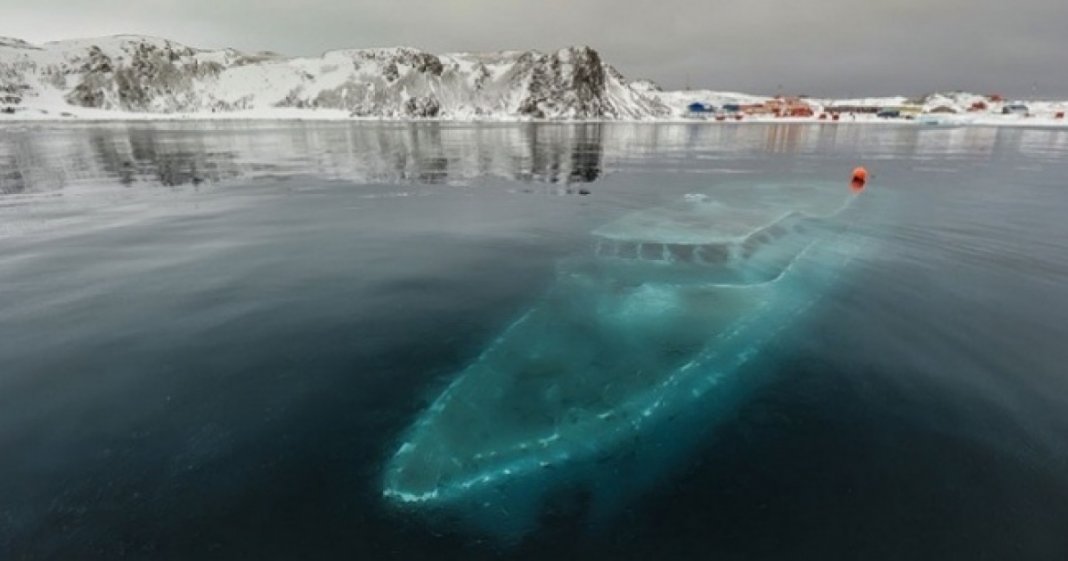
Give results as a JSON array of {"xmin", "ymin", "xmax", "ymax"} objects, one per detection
[{"xmin": 850, "ymin": 166, "xmax": 868, "ymax": 192}]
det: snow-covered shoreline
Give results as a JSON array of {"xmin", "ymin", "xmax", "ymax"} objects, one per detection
[
  {"xmin": 3, "ymin": 34, "xmax": 1066, "ymax": 128},
  {"xmin": 3, "ymin": 111, "xmax": 1066, "ymax": 129}
]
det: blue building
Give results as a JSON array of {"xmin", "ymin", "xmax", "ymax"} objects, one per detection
[{"xmin": 687, "ymin": 102, "xmax": 715, "ymax": 114}]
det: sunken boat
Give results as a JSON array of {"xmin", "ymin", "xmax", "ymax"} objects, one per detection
[{"xmin": 383, "ymin": 180, "xmax": 866, "ymax": 536}]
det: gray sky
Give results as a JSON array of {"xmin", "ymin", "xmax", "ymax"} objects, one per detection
[{"xmin": 6, "ymin": 0, "xmax": 1067, "ymax": 97}]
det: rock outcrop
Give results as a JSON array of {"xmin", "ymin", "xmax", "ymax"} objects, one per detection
[{"xmin": 0, "ymin": 36, "xmax": 669, "ymax": 120}]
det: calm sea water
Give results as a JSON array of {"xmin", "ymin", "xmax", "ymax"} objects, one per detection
[{"xmin": 1, "ymin": 122, "xmax": 1067, "ymax": 560}]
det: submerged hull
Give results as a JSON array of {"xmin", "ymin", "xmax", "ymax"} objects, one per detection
[{"xmin": 383, "ymin": 181, "xmax": 864, "ymax": 536}]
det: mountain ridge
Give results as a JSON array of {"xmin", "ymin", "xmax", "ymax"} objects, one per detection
[
  {"xmin": 3, "ymin": 35, "xmax": 1066, "ymax": 123},
  {"xmin": 0, "ymin": 35, "xmax": 670, "ymax": 119}
]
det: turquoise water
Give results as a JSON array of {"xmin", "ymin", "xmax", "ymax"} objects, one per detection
[{"xmin": 1, "ymin": 122, "xmax": 1067, "ymax": 559}]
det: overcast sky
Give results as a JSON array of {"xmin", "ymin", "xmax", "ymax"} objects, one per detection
[{"xmin": 5, "ymin": 0, "xmax": 1067, "ymax": 97}]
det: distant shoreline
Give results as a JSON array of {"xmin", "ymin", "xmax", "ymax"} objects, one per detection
[
  {"xmin": 3, "ymin": 112, "xmax": 1067, "ymax": 130},
  {"xmin": 5, "ymin": 35, "xmax": 1066, "ymax": 127}
]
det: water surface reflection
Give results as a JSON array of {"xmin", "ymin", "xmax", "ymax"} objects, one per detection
[
  {"xmin": 3, "ymin": 122, "xmax": 1067, "ymax": 195},
  {"xmin": 2, "ymin": 122, "xmax": 1068, "ymax": 560}
]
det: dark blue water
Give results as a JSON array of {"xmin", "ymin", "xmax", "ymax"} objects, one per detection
[{"xmin": 1, "ymin": 122, "xmax": 1067, "ymax": 559}]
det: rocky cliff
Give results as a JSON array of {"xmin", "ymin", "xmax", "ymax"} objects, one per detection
[{"xmin": 0, "ymin": 35, "xmax": 669, "ymax": 120}]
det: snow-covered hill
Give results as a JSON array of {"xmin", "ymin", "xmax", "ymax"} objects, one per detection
[
  {"xmin": 0, "ymin": 35, "xmax": 669, "ymax": 120},
  {"xmin": 2, "ymin": 35, "xmax": 1066, "ymax": 124}
]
